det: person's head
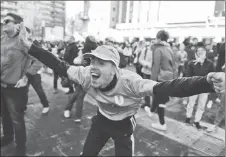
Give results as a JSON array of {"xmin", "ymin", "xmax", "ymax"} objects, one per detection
[
  {"xmin": 179, "ymin": 43, "xmax": 185, "ymax": 51},
  {"xmin": 192, "ymin": 38, "xmax": 198, "ymax": 45},
  {"xmin": 196, "ymin": 42, "xmax": 206, "ymax": 60},
  {"xmin": 105, "ymin": 37, "xmax": 116, "ymax": 46},
  {"xmin": 3, "ymin": 13, "xmax": 23, "ymax": 36},
  {"xmin": 83, "ymin": 45, "xmax": 120, "ymax": 88},
  {"xmin": 172, "ymin": 45, "xmax": 179, "ymax": 53},
  {"xmin": 205, "ymin": 44, "xmax": 212, "ymax": 51},
  {"xmin": 156, "ymin": 30, "xmax": 169, "ymax": 42},
  {"xmin": 66, "ymin": 36, "xmax": 75, "ymax": 44}
]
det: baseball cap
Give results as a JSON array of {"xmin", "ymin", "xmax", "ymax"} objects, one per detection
[{"xmin": 83, "ymin": 45, "xmax": 120, "ymax": 67}]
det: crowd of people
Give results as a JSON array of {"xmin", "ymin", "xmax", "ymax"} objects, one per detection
[{"xmin": 1, "ymin": 12, "xmax": 225, "ymax": 156}]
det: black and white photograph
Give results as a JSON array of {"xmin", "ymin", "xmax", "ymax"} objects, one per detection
[{"xmin": 0, "ymin": 1, "xmax": 225, "ymax": 156}]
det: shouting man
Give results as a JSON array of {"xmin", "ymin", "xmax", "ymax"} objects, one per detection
[{"xmin": 16, "ymin": 22, "xmax": 225, "ymax": 156}]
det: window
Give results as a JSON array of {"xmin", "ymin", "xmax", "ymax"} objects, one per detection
[
  {"xmin": 112, "ymin": 18, "xmax": 115, "ymax": 21},
  {"xmin": 113, "ymin": 7, "xmax": 115, "ymax": 11}
]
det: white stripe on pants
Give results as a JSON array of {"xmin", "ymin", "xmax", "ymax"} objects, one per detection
[{"xmin": 186, "ymin": 93, "xmax": 208, "ymax": 122}]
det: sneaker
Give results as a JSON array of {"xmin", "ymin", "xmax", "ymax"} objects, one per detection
[
  {"xmin": 151, "ymin": 123, "xmax": 167, "ymax": 131},
  {"xmin": 215, "ymin": 98, "xmax": 221, "ymax": 103},
  {"xmin": 144, "ymin": 106, "xmax": 153, "ymax": 117},
  {"xmin": 0, "ymin": 136, "xmax": 14, "ymax": 148},
  {"xmin": 64, "ymin": 110, "xmax": 70, "ymax": 118},
  {"xmin": 42, "ymin": 107, "xmax": 50, "ymax": 114},
  {"xmin": 206, "ymin": 125, "xmax": 218, "ymax": 133},
  {"xmin": 53, "ymin": 89, "xmax": 59, "ymax": 94},
  {"xmin": 193, "ymin": 122, "xmax": 202, "ymax": 130},
  {"xmin": 182, "ymin": 99, "xmax": 188, "ymax": 105},
  {"xmin": 65, "ymin": 90, "xmax": 73, "ymax": 95},
  {"xmin": 185, "ymin": 117, "xmax": 191, "ymax": 125},
  {"xmin": 74, "ymin": 119, "xmax": 82, "ymax": 123},
  {"xmin": 206, "ymin": 100, "xmax": 213, "ymax": 108}
]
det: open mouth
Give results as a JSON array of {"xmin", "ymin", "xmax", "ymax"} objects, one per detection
[{"xmin": 91, "ymin": 71, "xmax": 100, "ymax": 80}]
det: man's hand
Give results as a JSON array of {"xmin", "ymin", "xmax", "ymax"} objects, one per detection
[
  {"xmin": 15, "ymin": 75, "xmax": 28, "ymax": 88},
  {"xmin": 19, "ymin": 22, "xmax": 32, "ymax": 49},
  {"xmin": 207, "ymin": 72, "xmax": 225, "ymax": 93}
]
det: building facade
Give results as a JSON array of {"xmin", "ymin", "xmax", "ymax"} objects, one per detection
[
  {"xmin": 0, "ymin": 1, "xmax": 66, "ymax": 39},
  {"xmin": 111, "ymin": 1, "xmax": 225, "ymax": 41}
]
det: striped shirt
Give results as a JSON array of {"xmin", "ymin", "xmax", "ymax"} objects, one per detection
[{"xmin": 67, "ymin": 66, "xmax": 157, "ymax": 121}]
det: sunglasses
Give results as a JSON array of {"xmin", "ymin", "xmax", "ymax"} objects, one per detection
[{"xmin": 3, "ymin": 19, "xmax": 16, "ymax": 24}]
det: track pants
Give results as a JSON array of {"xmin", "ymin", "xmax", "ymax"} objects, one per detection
[{"xmin": 80, "ymin": 111, "xmax": 136, "ymax": 156}]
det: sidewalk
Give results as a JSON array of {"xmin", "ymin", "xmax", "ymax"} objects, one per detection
[
  {"xmin": 40, "ymin": 72, "xmax": 225, "ymax": 156},
  {"xmin": 1, "ymin": 72, "xmax": 224, "ymax": 156}
]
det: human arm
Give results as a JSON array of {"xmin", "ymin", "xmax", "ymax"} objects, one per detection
[
  {"xmin": 130, "ymin": 72, "xmax": 225, "ymax": 98},
  {"xmin": 151, "ymin": 49, "xmax": 161, "ymax": 81}
]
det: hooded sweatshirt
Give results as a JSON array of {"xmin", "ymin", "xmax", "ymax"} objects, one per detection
[{"xmin": 151, "ymin": 41, "xmax": 177, "ymax": 82}]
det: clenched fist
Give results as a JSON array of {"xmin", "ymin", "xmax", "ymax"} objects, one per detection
[{"xmin": 207, "ymin": 72, "xmax": 225, "ymax": 93}]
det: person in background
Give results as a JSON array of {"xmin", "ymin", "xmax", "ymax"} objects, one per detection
[
  {"xmin": 64, "ymin": 36, "xmax": 98, "ymax": 122},
  {"xmin": 25, "ymin": 27, "xmax": 50, "ymax": 114},
  {"xmin": 52, "ymin": 43, "xmax": 61, "ymax": 93},
  {"xmin": 133, "ymin": 40, "xmax": 146, "ymax": 77},
  {"xmin": 123, "ymin": 41, "xmax": 133, "ymax": 66},
  {"xmin": 64, "ymin": 36, "xmax": 79, "ymax": 94},
  {"xmin": 139, "ymin": 42, "xmax": 153, "ymax": 111},
  {"xmin": 207, "ymin": 42, "xmax": 225, "ymax": 133},
  {"xmin": 205, "ymin": 44, "xmax": 215, "ymax": 64},
  {"xmin": 1, "ymin": 13, "xmax": 35, "ymax": 156},
  {"xmin": 185, "ymin": 42, "xmax": 215, "ymax": 130},
  {"xmin": 177, "ymin": 43, "xmax": 188, "ymax": 77},
  {"xmin": 150, "ymin": 30, "xmax": 177, "ymax": 131}
]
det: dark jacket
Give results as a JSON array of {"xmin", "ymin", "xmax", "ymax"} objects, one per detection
[
  {"xmin": 151, "ymin": 41, "xmax": 177, "ymax": 82},
  {"xmin": 64, "ymin": 42, "xmax": 79, "ymax": 65},
  {"xmin": 186, "ymin": 59, "xmax": 214, "ymax": 77},
  {"xmin": 82, "ymin": 36, "xmax": 98, "ymax": 66},
  {"xmin": 27, "ymin": 43, "xmax": 215, "ymax": 100},
  {"xmin": 216, "ymin": 42, "xmax": 225, "ymax": 72},
  {"xmin": 185, "ymin": 45, "xmax": 196, "ymax": 62}
]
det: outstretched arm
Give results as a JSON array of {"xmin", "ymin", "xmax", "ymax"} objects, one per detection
[
  {"xmin": 153, "ymin": 76, "xmax": 215, "ymax": 98},
  {"xmin": 27, "ymin": 43, "xmax": 70, "ymax": 77},
  {"xmin": 132, "ymin": 72, "xmax": 224, "ymax": 99}
]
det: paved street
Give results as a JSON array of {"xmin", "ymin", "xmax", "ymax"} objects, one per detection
[{"xmin": 1, "ymin": 71, "xmax": 225, "ymax": 156}]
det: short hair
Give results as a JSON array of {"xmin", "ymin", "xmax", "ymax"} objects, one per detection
[
  {"xmin": 156, "ymin": 30, "xmax": 169, "ymax": 42},
  {"xmin": 196, "ymin": 42, "xmax": 206, "ymax": 53},
  {"xmin": 197, "ymin": 42, "xmax": 205, "ymax": 49},
  {"xmin": 69, "ymin": 36, "xmax": 75, "ymax": 40},
  {"xmin": 6, "ymin": 13, "xmax": 23, "ymax": 24}
]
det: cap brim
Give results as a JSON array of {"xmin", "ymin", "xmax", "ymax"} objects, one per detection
[{"xmin": 83, "ymin": 52, "xmax": 119, "ymax": 68}]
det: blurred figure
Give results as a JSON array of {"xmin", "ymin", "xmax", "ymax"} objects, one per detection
[
  {"xmin": 177, "ymin": 43, "xmax": 188, "ymax": 77},
  {"xmin": 64, "ymin": 36, "xmax": 98, "ymax": 121},
  {"xmin": 123, "ymin": 41, "xmax": 133, "ymax": 66},
  {"xmin": 139, "ymin": 42, "xmax": 153, "ymax": 109},
  {"xmin": 205, "ymin": 44, "xmax": 215, "ymax": 63},
  {"xmin": 207, "ymin": 42, "xmax": 225, "ymax": 133},
  {"xmin": 64, "ymin": 36, "xmax": 79, "ymax": 94},
  {"xmin": 25, "ymin": 27, "xmax": 50, "ymax": 114},
  {"xmin": 133, "ymin": 40, "xmax": 146, "ymax": 77},
  {"xmin": 185, "ymin": 42, "xmax": 214, "ymax": 130},
  {"xmin": 52, "ymin": 42, "xmax": 62, "ymax": 93},
  {"xmin": 150, "ymin": 30, "xmax": 177, "ymax": 131}
]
